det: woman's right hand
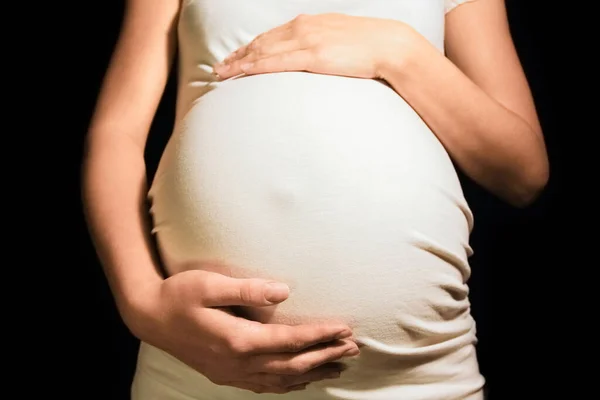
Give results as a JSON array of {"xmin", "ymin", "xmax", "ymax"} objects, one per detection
[{"xmin": 128, "ymin": 269, "xmax": 359, "ymax": 394}]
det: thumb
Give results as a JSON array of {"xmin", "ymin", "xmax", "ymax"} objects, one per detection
[{"xmin": 200, "ymin": 273, "xmax": 290, "ymax": 307}]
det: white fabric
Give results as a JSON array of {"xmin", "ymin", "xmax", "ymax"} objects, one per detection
[
  {"xmin": 139, "ymin": 1, "xmax": 485, "ymax": 399},
  {"xmin": 445, "ymin": 0, "xmax": 477, "ymax": 14}
]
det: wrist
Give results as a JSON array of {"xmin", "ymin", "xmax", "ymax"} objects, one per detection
[
  {"xmin": 116, "ymin": 276, "xmax": 164, "ymax": 340},
  {"xmin": 375, "ymin": 22, "xmax": 429, "ymax": 82}
]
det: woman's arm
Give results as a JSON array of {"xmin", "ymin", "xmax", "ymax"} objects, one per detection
[
  {"xmin": 216, "ymin": 1, "xmax": 549, "ymax": 207},
  {"xmin": 81, "ymin": 0, "xmax": 180, "ymax": 328},
  {"xmin": 82, "ymin": 2, "xmax": 357, "ymax": 389},
  {"xmin": 379, "ymin": 0, "xmax": 549, "ymax": 207}
]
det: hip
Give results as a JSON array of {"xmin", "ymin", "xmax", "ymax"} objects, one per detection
[{"xmin": 132, "ymin": 341, "xmax": 485, "ymax": 400}]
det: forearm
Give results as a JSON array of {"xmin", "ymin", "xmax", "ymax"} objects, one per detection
[
  {"xmin": 81, "ymin": 134, "xmax": 163, "ymax": 326},
  {"xmin": 379, "ymin": 32, "xmax": 549, "ymax": 207}
]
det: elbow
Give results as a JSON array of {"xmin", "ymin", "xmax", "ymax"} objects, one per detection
[{"xmin": 506, "ymin": 159, "xmax": 550, "ymax": 208}]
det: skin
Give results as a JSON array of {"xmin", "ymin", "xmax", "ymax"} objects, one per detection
[
  {"xmin": 214, "ymin": 0, "xmax": 549, "ymax": 207},
  {"xmin": 82, "ymin": 0, "xmax": 547, "ymax": 395},
  {"xmin": 82, "ymin": 0, "xmax": 358, "ymax": 395}
]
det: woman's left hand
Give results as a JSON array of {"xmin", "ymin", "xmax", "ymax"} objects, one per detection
[{"xmin": 213, "ymin": 13, "xmax": 420, "ymax": 80}]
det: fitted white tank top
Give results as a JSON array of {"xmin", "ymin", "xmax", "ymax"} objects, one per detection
[{"xmin": 138, "ymin": 1, "xmax": 485, "ymax": 399}]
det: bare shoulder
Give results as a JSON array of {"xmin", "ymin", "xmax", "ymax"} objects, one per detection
[
  {"xmin": 444, "ymin": 0, "xmax": 512, "ymax": 60},
  {"xmin": 444, "ymin": 0, "xmax": 543, "ymax": 136},
  {"xmin": 122, "ymin": 0, "xmax": 182, "ymax": 32},
  {"xmin": 88, "ymin": 0, "xmax": 182, "ymax": 145}
]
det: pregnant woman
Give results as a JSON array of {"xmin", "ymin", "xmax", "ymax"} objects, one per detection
[{"xmin": 82, "ymin": 0, "xmax": 549, "ymax": 399}]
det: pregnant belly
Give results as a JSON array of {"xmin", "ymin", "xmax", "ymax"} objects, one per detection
[{"xmin": 149, "ymin": 72, "xmax": 475, "ymax": 352}]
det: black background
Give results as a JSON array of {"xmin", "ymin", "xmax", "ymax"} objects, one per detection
[{"xmin": 69, "ymin": 1, "xmax": 578, "ymax": 399}]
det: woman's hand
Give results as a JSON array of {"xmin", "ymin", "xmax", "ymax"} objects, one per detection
[
  {"xmin": 129, "ymin": 269, "xmax": 358, "ymax": 394},
  {"xmin": 213, "ymin": 13, "xmax": 419, "ymax": 80}
]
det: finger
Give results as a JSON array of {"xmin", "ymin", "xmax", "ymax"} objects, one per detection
[
  {"xmin": 240, "ymin": 27, "xmax": 294, "ymax": 60},
  {"xmin": 198, "ymin": 310, "xmax": 354, "ymax": 360},
  {"xmin": 251, "ymin": 339, "xmax": 359, "ymax": 375},
  {"xmin": 254, "ymin": 363, "xmax": 344, "ymax": 388},
  {"xmin": 217, "ymin": 40, "xmax": 303, "ymax": 79},
  {"xmin": 226, "ymin": 22, "xmax": 292, "ymax": 63},
  {"xmin": 223, "ymin": 47, "xmax": 245, "ymax": 64},
  {"xmin": 199, "ymin": 273, "xmax": 290, "ymax": 307},
  {"xmin": 229, "ymin": 381, "xmax": 306, "ymax": 394},
  {"xmin": 243, "ymin": 322, "xmax": 353, "ymax": 354},
  {"xmin": 240, "ymin": 50, "xmax": 313, "ymax": 76}
]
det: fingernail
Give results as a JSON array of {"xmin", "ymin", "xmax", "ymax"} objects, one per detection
[
  {"xmin": 343, "ymin": 348, "xmax": 360, "ymax": 357},
  {"xmin": 264, "ymin": 282, "xmax": 289, "ymax": 303},
  {"xmin": 240, "ymin": 62, "xmax": 254, "ymax": 71}
]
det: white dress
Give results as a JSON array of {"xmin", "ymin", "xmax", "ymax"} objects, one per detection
[{"xmin": 133, "ymin": 0, "xmax": 486, "ymax": 399}]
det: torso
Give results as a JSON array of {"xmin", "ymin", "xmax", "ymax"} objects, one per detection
[{"xmin": 137, "ymin": 1, "xmax": 485, "ymax": 399}]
